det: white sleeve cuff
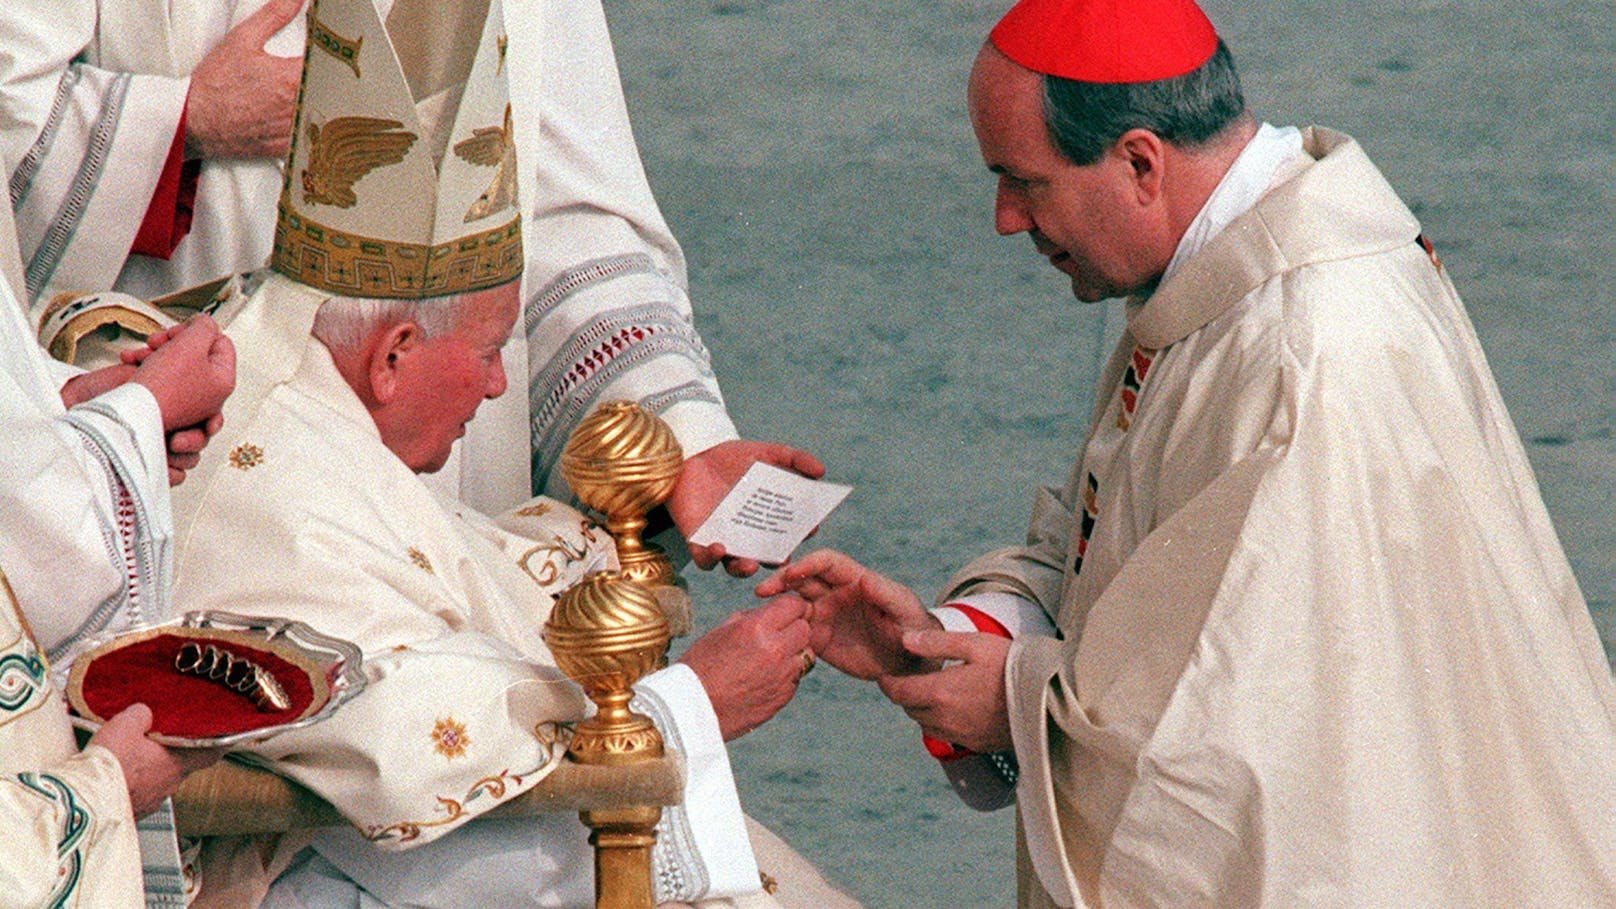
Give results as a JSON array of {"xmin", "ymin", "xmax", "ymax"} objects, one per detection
[
  {"xmin": 637, "ymin": 663, "xmax": 760, "ymax": 899},
  {"xmin": 79, "ymin": 381, "xmax": 168, "ymax": 486},
  {"xmin": 657, "ymin": 399, "xmax": 739, "ymax": 460}
]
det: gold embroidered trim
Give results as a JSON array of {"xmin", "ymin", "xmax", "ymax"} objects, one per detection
[
  {"xmin": 364, "ymin": 767, "xmax": 528, "ymax": 843},
  {"xmin": 310, "ymin": 13, "xmax": 363, "ymax": 78},
  {"xmin": 272, "ymin": 206, "xmax": 522, "ymax": 298},
  {"xmin": 228, "ymin": 444, "xmax": 265, "ymax": 471}
]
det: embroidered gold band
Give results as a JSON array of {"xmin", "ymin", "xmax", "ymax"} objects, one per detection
[
  {"xmin": 272, "ymin": 205, "xmax": 522, "ymax": 299},
  {"xmin": 310, "ymin": 13, "xmax": 363, "ymax": 79}
]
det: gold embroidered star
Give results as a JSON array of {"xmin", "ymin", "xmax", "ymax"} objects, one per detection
[
  {"xmin": 228, "ymin": 443, "xmax": 264, "ymax": 470},
  {"xmin": 431, "ymin": 717, "xmax": 470, "ymax": 759}
]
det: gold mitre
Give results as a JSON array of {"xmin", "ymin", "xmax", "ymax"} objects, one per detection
[{"xmin": 272, "ymin": 0, "xmax": 521, "ymax": 299}]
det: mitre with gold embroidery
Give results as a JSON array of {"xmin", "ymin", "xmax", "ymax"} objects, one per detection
[{"xmin": 273, "ymin": 0, "xmax": 521, "ymax": 298}]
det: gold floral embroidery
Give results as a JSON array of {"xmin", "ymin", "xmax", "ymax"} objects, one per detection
[
  {"xmin": 228, "ymin": 443, "xmax": 264, "ymax": 470},
  {"xmin": 431, "ymin": 717, "xmax": 470, "ymax": 759},
  {"xmin": 513, "ymin": 502, "xmax": 552, "ymax": 518},
  {"xmin": 407, "ymin": 548, "xmax": 434, "ymax": 573},
  {"xmin": 517, "ymin": 535, "xmax": 591, "ymax": 586},
  {"xmin": 363, "ymin": 767, "xmax": 540, "ymax": 844}
]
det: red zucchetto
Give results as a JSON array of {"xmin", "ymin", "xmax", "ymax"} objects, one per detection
[{"xmin": 989, "ymin": 0, "xmax": 1219, "ymax": 83}]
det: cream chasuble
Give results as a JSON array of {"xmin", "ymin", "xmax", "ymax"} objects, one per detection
[
  {"xmin": 942, "ymin": 129, "xmax": 1616, "ymax": 907},
  {"xmin": 170, "ymin": 275, "xmax": 771, "ymax": 906}
]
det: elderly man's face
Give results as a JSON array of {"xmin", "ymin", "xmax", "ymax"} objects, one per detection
[
  {"xmin": 968, "ymin": 45, "xmax": 1160, "ymax": 303},
  {"xmin": 382, "ymin": 282, "xmax": 518, "ymax": 473}
]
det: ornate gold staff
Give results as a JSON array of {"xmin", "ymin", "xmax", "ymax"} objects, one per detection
[
  {"xmin": 544, "ymin": 571, "xmax": 670, "ymax": 909},
  {"xmin": 559, "ymin": 401, "xmax": 692, "ymax": 637}
]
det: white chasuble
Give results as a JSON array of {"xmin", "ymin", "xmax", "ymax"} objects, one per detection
[
  {"xmin": 942, "ymin": 129, "xmax": 1616, "ymax": 908},
  {"xmin": 0, "ymin": 223, "xmax": 173, "ymax": 666},
  {"xmin": 170, "ymin": 275, "xmax": 769, "ymax": 906},
  {"xmin": 0, "ymin": 0, "xmax": 302, "ymax": 308}
]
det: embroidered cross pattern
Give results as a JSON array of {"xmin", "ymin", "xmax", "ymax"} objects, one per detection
[
  {"xmin": 1116, "ymin": 345, "xmax": 1157, "ymax": 431},
  {"xmin": 1074, "ymin": 473, "xmax": 1100, "ymax": 575}
]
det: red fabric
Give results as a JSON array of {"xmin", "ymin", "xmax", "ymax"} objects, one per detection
[
  {"xmin": 129, "ymin": 110, "xmax": 200, "ymax": 260},
  {"xmin": 923, "ymin": 603, "xmax": 1014, "ymax": 762},
  {"xmin": 76, "ymin": 633, "xmax": 317, "ymax": 738},
  {"xmin": 989, "ymin": 0, "xmax": 1218, "ymax": 83}
]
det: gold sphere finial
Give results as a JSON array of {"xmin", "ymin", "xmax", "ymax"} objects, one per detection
[
  {"xmin": 544, "ymin": 571, "xmax": 669, "ymax": 766},
  {"xmin": 560, "ymin": 402, "xmax": 691, "ymax": 635}
]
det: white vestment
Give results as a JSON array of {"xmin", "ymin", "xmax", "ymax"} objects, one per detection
[
  {"xmin": 0, "ymin": 212, "xmax": 172, "ymax": 667},
  {"xmin": 942, "ymin": 128, "xmax": 1616, "ymax": 907},
  {"xmin": 0, "ymin": 222, "xmax": 181, "ymax": 908},
  {"xmin": 169, "ymin": 275, "xmax": 773, "ymax": 908},
  {"xmin": 0, "ymin": 0, "xmax": 302, "ymax": 308}
]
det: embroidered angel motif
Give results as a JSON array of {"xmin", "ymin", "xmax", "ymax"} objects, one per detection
[
  {"xmin": 452, "ymin": 103, "xmax": 516, "ymax": 223},
  {"xmin": 300, "ymin": 117, "xmax": 418, "ymax": 209}
]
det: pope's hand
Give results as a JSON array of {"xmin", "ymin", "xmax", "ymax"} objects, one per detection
[
  {"xmin": 668, "ymin": 439, "xmax": 825, "ymax": 577},
  {"xmin": 879, "ymin": 630, "xmax": 1013, "ymax": 754},
  {"xmin": 89, "ymin": 704, "xmax": 222, "ymax": 819},
  {"xmin": 678, "ymin": 595, "xmax": 813, "ymax": 741},
  {"xmin": 184, "ymin": 0, "xmax": 303, "ymax": 160},
  {"xmin": 755, "ymin": 549, "xmax": 939, "ymax": 680}
]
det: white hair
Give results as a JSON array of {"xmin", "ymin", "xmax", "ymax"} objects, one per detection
[{"xmin": 311, "ymin": 292, "xmax": 468, "ymax": 356}]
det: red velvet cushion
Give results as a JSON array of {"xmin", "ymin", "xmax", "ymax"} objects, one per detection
[{"xmin": 76, "ymin": 633, "xmax": 318, "ymax": 738}]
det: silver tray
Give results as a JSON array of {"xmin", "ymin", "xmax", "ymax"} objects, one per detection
[{"xmin": 66, "ymin": 610, "xmax": 366, "ymax": 748}]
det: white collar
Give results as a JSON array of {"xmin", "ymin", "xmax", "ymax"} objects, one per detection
[{"xmin": 1158, "ymin": 122, "xmax": 1305, "ymax": 287}]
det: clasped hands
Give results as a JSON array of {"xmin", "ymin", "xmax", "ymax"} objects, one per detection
[
  {"xmin": 59, "ymin": 315, "xmax": 236, "ymax": 485},
  {"xmin": 754, "ymin": 550, "xmax": 1013, "ymax": 754}
]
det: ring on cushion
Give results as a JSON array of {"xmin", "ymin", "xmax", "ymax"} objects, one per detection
[{"xmin": 173, "ymin": 642, "xmax": 292, "ymax": 711}]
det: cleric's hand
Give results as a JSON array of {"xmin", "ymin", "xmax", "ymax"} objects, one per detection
[
  {"xmin": 129, "ymin": 315, "xmax": 235, "ymax": 432},
  {"xmin": 755, "ymin": 549, "xmax": 940, "ymax": 680},
  {"xmin": 127, "ymin": 316, "xmax": 235, "ymax": 484},
  {"xmin": 59, "ymin": 364, "xmax": 137, "ymax": 409},
  {"xmin": 878, "ymin": 630, "xmax": 1013, "ymax": 754},
  {"xmin": 667, "ymin": 439, "xmax": 825, "ymax": 577},
  {"xmin": 184, "ymin": 0, "xmax": 303, "ymax": 160},
  {"xmin": 678, "ymin": 596, "xmax": 813, "ymax": 741},
  {"xmin": 88, "ymin": 704, "xmax": 222, "ymax": 819}
]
